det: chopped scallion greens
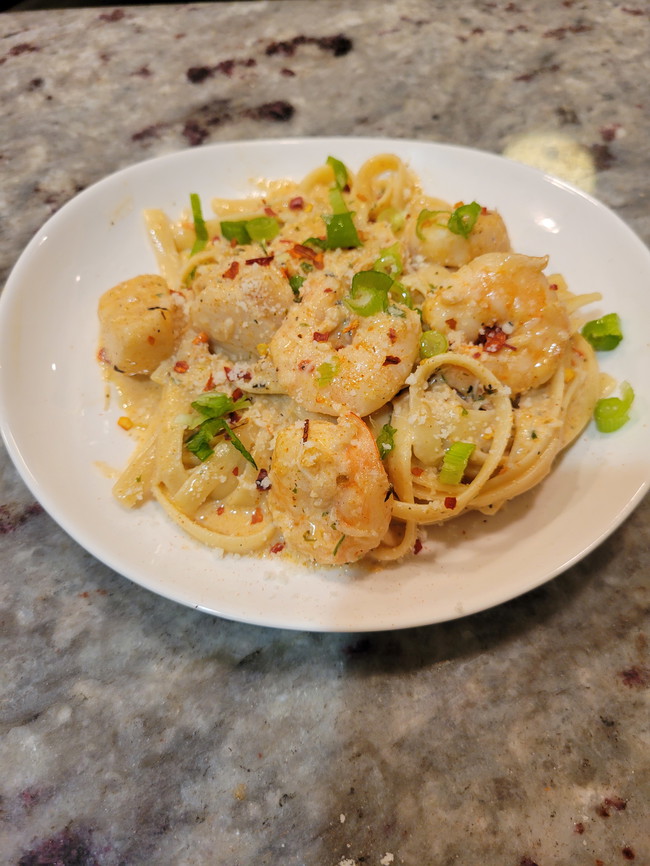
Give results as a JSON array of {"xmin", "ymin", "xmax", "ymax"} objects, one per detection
[
  {"xmin": 344, "ymin": 270, "xmax": 392, "ymax": 316},
  {"xmin": 416, "ymin": 201, "xmax": 481, "ymax": 241},
  {"xmin": 329, "ymin": 186, "xmax": 348, "ymax": 215},
  {"xmin": 439, "ymin": 441, "xmax": 476, "ymax": 485},
  {"xmin": 581, "ymin": 313, "xmax": 623, "ymax": 351},
  {"xmin": 246, "ymin": 216, "xmax": 280, "ymax": 243},
  {"xmin": 190, "ymin": 193, "xmax": 209, "ymax": 256},
  {"xmin": 326, "ymin": 155, "xmax": 349, "ymax": 190},
  {"xmin": 376, "ymin": 423, "xmax": 397, "ymax": 460},
  {"xmin": 322, "ymin": 211, "xmax": 362, "ymax": 249},
  {"xmin": 374, "ymin": 243, "xmax": 403, "ymax": 278},
  {"xmin": 594, "ymin": 381, "xmax": 634, "ymax": 432},
  {"xmin": 220, "ymin": 216, "xmax": 280, "ymax": 246},
  {"xmin": 420, "ymin": 329, "xmax": 448, "ymax": 358},
  {"xmin": 447, "ymin": 201, "xmax": 481, "ymax": 238}
]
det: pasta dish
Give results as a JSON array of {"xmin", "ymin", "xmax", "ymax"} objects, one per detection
[{"xmin": 97, "ymin": 153, "xmax": 605, "ymax": 566}]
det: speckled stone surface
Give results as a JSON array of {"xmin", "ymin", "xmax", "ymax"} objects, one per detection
[{"xmin": 1, "ymin": 2, "xmax": 649, "ymax": 864}]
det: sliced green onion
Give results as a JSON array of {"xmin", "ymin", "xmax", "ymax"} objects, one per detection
[
  {"xmin": 221, "ymin": 216, "xmax": 280, "ymax": 245},
  {"xmin": 246, "ymin": 216, "xmax": 280, "ymax": 243},
  {"xmin": 374, "ymin": 243, "xmax": 403, "ymax": 278},
  {"xmin": 389, "ymin": 281, "xmax": 413, "ymax": 309},
  {"xmin": 420, "ymin": 329, "xmax": 448, "ymax": 358},
  {"xmin": 377, "ymin": 207, "xmax": 405, "ymax": 232},
  {"xmin": 447, "ymin": 201, "xmax": 481, "ymax": 238},
  {"xmin": 416, "ymin": 208, "xmax": 444, "ymax": 240},
  {"xmin": 221, "ymin": 219, "xmax": 251, "ymax": 245},
  {"xmin": 316, "ymin": 358, "xmax": 340, "ymax": 386},
  {"xmin": 322, "ymin": 211, "xmax": 362, "ymax": 249},
  {"xmin": 190, "ymin": 193, "xmax": 209, "ymax": 256},
  {"xmin": 594, "ymin": 381, "xmax": 634, "ymax": 432},
  {"xmin": 302, "ymin": 236, "xmax": 328, "ymax": 251},
  {"xmin": 581, "ymin": 313, "xmax": 623, "ymax": 351},
  {"xmin": 344, "ymin": 270, "xmax": 392, "ymax": 316},
  {"xmin": 376, "ymin": 423, "xmax": 397, "ymax": 460},
  {"xmin": 327, "ymin": 155, "xmax": 349, "ymax": 190},
  {"xmin": 439, "ymin": 441, "xmax": 476, "ymax": 485},
  {"xmin": 328, "ymin": 186, "xmax": 348, "ymax": 215},
  {"xmin": 416, "ymin": 201, "xmax": 481, "ymax": 241}
]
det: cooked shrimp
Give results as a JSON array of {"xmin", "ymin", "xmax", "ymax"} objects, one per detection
[
  {"xmin": 269, "ymin": 273, "xmax": 421, "ymax": 416},
  {"xmin": 422, "ymin": 252, "xmax": 571, "ymax": 393},
  {"xmin": 268, "ymin": 412, "xmax": 391, "ymax": 565},
  {"xmin": 190, "ymin": 257, "xmax": 294, "ymax": 357}
]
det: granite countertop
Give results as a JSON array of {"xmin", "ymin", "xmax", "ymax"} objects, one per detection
[{"xmin": 1, "ymin": 2, "xmax": 649, "ymax": 864}]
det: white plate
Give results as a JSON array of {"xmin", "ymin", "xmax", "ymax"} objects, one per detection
[{"xmin": 1, "ymin": 138, "xmax": 649, "ymax": 631}]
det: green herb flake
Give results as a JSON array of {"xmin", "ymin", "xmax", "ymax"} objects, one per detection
[
  {"xmin": 185, "ymin": 391, "xmax": 257, "ymax": 467},
  {"xmin": 316, "ymin": 358, "xmax": 340, "ymax": 387},
  {"xmin": 376, "ymin": 423, "xmax": 397, "ymax": 460}
]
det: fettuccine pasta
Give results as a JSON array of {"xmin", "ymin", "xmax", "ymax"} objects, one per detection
[{"xmin": 98, "ymin": 154, "xmax": 603, "ymax": 566}]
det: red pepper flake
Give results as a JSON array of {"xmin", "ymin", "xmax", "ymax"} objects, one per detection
[
  {"xmin": 313, "ymin": 331, "xmax": 330, "ymax": 342},
  {"xmin": 473, "ymin": 352, "xmax": 482, "ymax": 359},
  {"xmin": 193, "ymin": 331, "xmax": 210, "ymax": 344},
  {"xmin": 230, "ymin": 238, "xmax": 238, "ymax": 248},
  {"xmin": 223, "ymin": 261, "xmax": 240, "ymax": 279},
  {"xmin": 302, "ymin": 419, "xmax": 310, "ymax": 442},
  {"xmin": 255, "ymin": 468, "xmax": 271, "ymax": 490},
  {"xmin": 270, "ymin": 541, "xmax": 285, "ymax": 553},
  {"xmin": 388, "ymin": 327, "xmax": 397, "ymax": 344},
  {"xmin": 288, "ymin": 243, "xmax": 324, "ymax": 269},
  {"xmin": 174, "ymin": 360, "xmax": 189, "ymax": 373},
  {"xmin": 216, "ymin": 505, "xmax": 225, "ymax": 515},
  {"xmin": 573, "ymin": 823, "xmax": 585, "ymax": 834},
  {"xmin": 251, "ymin": 508, "xmax": 263, "ymax": 524},
  {"xmin": 383, "ymin": 355, "xmax": 401, "ymax": 365},
  {"xmin": 622, "ymin": 847, "xmax": 635, "ymax": 860},
  {"xmin": 147, "ymin": 335, "xmax": 156, "ymax": 345},
  {"xmin": 264, "ymin": 206, "xmax": 277, "ymax": 217},
  {"xmin": 232, "ymin": 387, "xmax": 244, "ymax": 401},
  {"xmin": 411, "ymin": 466, "xmax": 424, "ymax": 477},
  {"xmin": 413, "ymin": 538, "xmax": 423, "ymax": 555},
  {"xmin": 203, "ymin": 374, "xmax": 215, "ymax": 391},
  {"xmin": 289, "ymin": 196, "xmax": 304, "ymax": 210},
  {"xmin": 245, "ymin": 255, "xmax": 274, "ymax": 266},
  {"xmin": 232, "ymin": 466, "xmax": 239, "ymax": 476},
  {"xmin": 97, "ymin": 347, "xmax": 109, "ymax": 363},
  {"xmin": 446, "ymin": 318, "xmax": 457, "ymax": 329},
  {"xmin": 444, "ymin": 496, "xmax": 457, "ymax": 510},
  {"xmin": 549, "ymin": 282, "xmax": 558, "ymax": 290},
  {"xmin": 477, "ymin": 325, "xmax": 516, "ymax": 354}
]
